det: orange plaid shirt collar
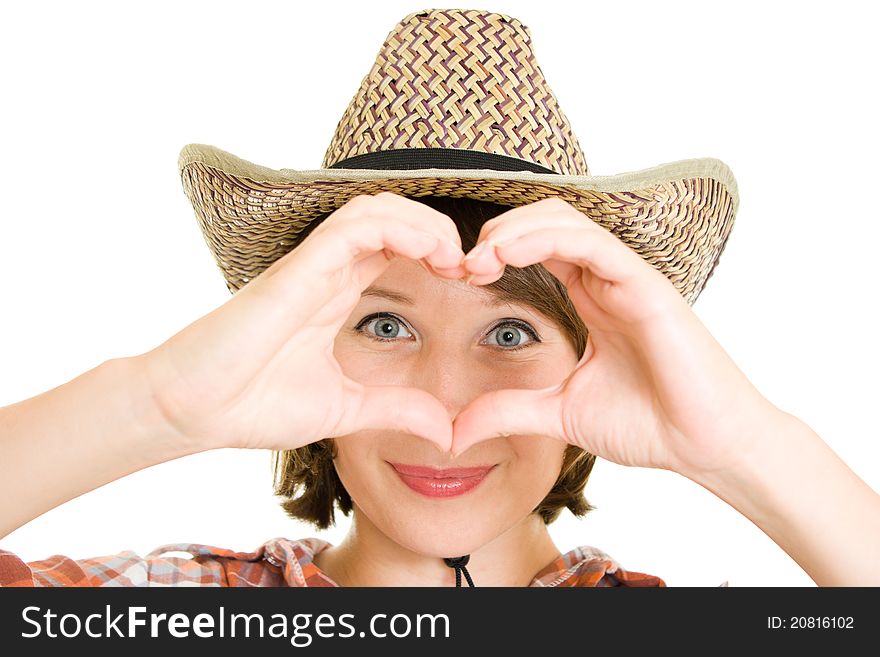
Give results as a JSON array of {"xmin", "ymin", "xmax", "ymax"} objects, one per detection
[{"xmin": 0, "ymin": 537, "xmax": 671, "ymax": 587}]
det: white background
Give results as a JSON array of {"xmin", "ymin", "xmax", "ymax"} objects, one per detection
[{"xmin": 2, "ymin": 0, "xmax": 878, "ymax": 587}]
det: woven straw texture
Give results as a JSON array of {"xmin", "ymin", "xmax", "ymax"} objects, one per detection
[
  {"xmin": 321, "ymin": 9, "xmax": 588, "ymax": 175},
  {"xmin": 178, "ymin": 8, "xmax": 738, "ymax": 306}
]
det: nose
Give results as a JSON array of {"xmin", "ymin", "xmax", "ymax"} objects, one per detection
[{"xmin": 410, "ymin": 341, "xmax": 495, "ymax": 422}]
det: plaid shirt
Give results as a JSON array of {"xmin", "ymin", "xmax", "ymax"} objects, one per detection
[{"xmin": 0, "ymin": 537, "xmax": 676, "ymax": 587}]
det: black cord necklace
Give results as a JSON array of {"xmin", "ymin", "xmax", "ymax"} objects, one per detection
[{"xmin": 443, "ymin": 555, "xmax": 476, "ymax": 587}]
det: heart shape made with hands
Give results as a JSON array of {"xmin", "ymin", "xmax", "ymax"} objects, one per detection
[{"xmin": 376, "ymin": 196, "xmax": 687, "ymax": 460}]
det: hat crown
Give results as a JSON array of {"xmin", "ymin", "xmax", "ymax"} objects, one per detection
[{"xmin": 321, "ymin": 8, "xmax": 590, "ymax": 176}]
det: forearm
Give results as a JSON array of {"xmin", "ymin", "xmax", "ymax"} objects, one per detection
[
  {"xmin": 686, "ymin": 410, "xmax": 880, "ymax": 586},
  {"xmin": 0, "ymin": 356, "xmax": 200, "ymax": 540}
]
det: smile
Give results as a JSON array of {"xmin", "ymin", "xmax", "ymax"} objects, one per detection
[{"xmin": 388, "ymin": 462, "xmax": 495, "ymax": 499}]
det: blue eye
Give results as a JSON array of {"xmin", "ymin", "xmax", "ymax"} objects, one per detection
[
  {"xmin": 484, "ymin": 321, "xmax": 539, "ymax": 351},
  {"xmin": 357, "ymin": 313, "xmax": 414, "ymax": 341},
  {"xmin": 355, "ymin": 313, "xmax": 540, "ymax": 352}
]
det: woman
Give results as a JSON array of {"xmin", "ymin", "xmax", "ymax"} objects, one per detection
[
  {"xmin": 1, "ymin": 191, "xmax": 879, "ymax": 587},
  {"xmin": 2, "ymin": 7, "xmax": 879, "ymax": 588}
]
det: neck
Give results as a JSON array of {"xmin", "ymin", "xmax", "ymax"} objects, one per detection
[{"xmin": 313, "ymin": 506, "xmax": 562, "ymax": 587}]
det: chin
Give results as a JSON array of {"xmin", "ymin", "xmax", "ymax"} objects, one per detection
[{"xmin": 385, "ymin": 515, "xmax": 503, "ymax": 559}]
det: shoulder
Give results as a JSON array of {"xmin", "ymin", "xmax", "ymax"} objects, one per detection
[
  {"xmin": 1, "ymin": 546, "xmax": 157, "ymax": 587},
  {"xmin": 530, "ymin": 545, "xmax": 667, "ymax": 587},
  {"xmin": 142, "ymin": 536, "xmax": 335, "ymax": 587},
  {"xmin": 1, "ymin": 537, "xmax": 333, "ymax": 587}
]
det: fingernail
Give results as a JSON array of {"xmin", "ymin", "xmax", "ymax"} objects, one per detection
[
  {"xmin": 462, "ymin": 241, "xmax": 488, "ymax": 261},
  {"xmin": 464, "ymin": 273, "xmax": 476, "ymax": 286}
]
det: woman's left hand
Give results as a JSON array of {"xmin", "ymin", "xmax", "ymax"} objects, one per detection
[{"xmin": 451, "ymin": 197, "xmax": 786, "ymax": 479}]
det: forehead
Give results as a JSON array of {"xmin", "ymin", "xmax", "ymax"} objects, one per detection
[
  {"xmin": 359, "ymin": 259, "xmax": 554, "ymax": 324},
  {"xmin": 362, "ymin": 281, "xmax": 514, "ymax": 308},
  {"xmin": 361, "ymin": 258, "xmax": 509, "ymax": 307}
]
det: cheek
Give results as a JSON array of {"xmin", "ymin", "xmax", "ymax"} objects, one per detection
[
  {"xmin": 506, "ymin": 435, "xmax": 568, "ymax": 499},
  {"xmin": 331, "ymin": 434, "xmax": 378, "ymax": 502},
  {"xmin": 332, "ymin": 340, "xmax": 412, "ymax": 391},
  {"xmin": 331, "ymin": 432, "xmax": 412, "ymax": 536}
]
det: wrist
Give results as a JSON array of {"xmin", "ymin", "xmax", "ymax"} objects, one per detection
[
  {"xmin": 681, "ymin": 408, "xmax": 807, "ymax": 525},
  {"xmin": 109, "ymin": 355, "xmax": 205, "ymax": 461},
  {"xmin": 682, "ymin": 409, "xmax": 880, "ymax": 585},
  {"xmin": 0, "ymin": 356, "xmax": 204, "ymax": 539}
]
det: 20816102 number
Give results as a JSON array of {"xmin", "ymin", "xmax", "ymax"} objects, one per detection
[{"xmin": 767, "ymin": 616, "xmax": 854, "ymax": 629}]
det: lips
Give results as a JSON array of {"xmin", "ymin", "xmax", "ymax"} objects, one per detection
[{"xmin": 388, "ymin": 462, "xmax": 495, "ymax": 498}]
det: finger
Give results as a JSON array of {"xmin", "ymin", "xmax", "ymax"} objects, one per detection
[
  {"xmin": 451, "ymin": 385, "xmax": 566, "ymax": 457},
  {"xmin": 351, "ymin": 249, "xmax": 398, "ymax": 287},
  {"xmin": 353, "ymin": 192, "xmax": 465, "ymax": 253},
  {"xmin": 209, "ymin": 224, "xmax": 444, "ymax": 385},
  {"xmin": 470, "ymin": 226, "xmax": 646, "ymax": 285},
  {"xmin": 462, "ymin": 197, "xmax": 612, "ymax": 270},
  {"xmin": 310, "ymin": 192, "xmax": 463, "ymax": 253},
  {"xmin": 461, "ymin": 228, "xmax": 607, "ymax": 280},
  {"xmin": 338, "ymin": 382, "xmax": 453, "ymax": 452},
  {"xmin": 418, "ymin": 258, "xmax": 470, "ymax": 279},
  {"xmin": 284, "ymin": 222, "xmax": 446, "ymax": 292},
  {"xmin": 539, "ymin": 257, "xmax": 581, "ymax": 288},
  {"xmin": 380, "ymin": 192, "xmax": 464, "ymax": 251},
  {"xmin": 474, "ymin": 197, "xmax": 583, "ymax": 246},
  {"xmin": 335, "ymin": 210, "xmax": 464, "ymax": 276},
  {"xmin": 350, "ymin": 239, "xmax": 450, "ymax": 273},
  {"xmin": 350, "ymin": 238, "xmax": 467, "ymax": 287},
  {"xmin": 225, "ymin": 195, "xmax": 467, "ymax": 385},
  {"xmin": 282, "ymin": 196, "xmax": 464, "ymax": 282},
  {"xmin": 540, "ymin": 260, "xmax": 616, "ymax": 329},
  {"xmin": 264, "ymin": 195, "xmax": 465, "ymax": 290}
]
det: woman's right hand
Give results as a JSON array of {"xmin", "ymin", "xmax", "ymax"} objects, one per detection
[{"xmin": 136, "ymin": 192, "xmax": 466, "ymax": 453}]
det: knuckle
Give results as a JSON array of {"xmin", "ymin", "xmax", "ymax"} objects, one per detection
[
  {"xmin": 348, "ymin": 194, "xmax": 373, "ymax": 210},
  {"xmin": 540, "ymin": 196, "xmax": 578, "ymax": 217},
  {"xmin": 543, "ymin": 196, "xmax": 572, "ymax": 208},
  {"xmin": 477, "ymin": 216, "xmax": 500, "ymax": 239},
  {"xmin": 341, "ymin": 194, "xmax": 363, "ymax": 207},
  {"xmin": 343, "ymin": 194, "xmax": 375, "ymax": 211},
  {"xmin": 373, "ymin": 191, "xmax": 405, "ymax": 207},
  {"xmin": 438, "ymin": 216, "xmax": 460, "ymax": 243},
  {"xmin": 334, "ymin": 194, "xmax": 377, "ymax": 224}
]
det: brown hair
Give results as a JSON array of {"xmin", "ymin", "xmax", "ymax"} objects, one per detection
[{"xmin": 272, "ymin": 194, "xmax": 597, "ymax": 529}]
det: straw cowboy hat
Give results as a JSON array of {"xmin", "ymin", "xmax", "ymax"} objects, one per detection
[{"xmin": 177, "ymin": 7, "xmax": 739, "ymax": 306}]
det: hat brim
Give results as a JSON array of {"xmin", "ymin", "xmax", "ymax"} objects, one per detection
[{"xmin": 178, "ymin": 143, "xmax": 739, "ymax": 305}]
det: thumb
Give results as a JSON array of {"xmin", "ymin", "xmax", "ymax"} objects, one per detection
[
  {"xmin": 338, "ymin": 383, "xmax": 453, "ymax": 452},
  {"xmin": 451, "ymin": 385, "xmax": 566, "ymax": 457}
]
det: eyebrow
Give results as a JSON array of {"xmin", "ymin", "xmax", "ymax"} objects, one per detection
[{"xmin": 361, "ymin": 284, "xmax": 510, "ymax": 308}]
